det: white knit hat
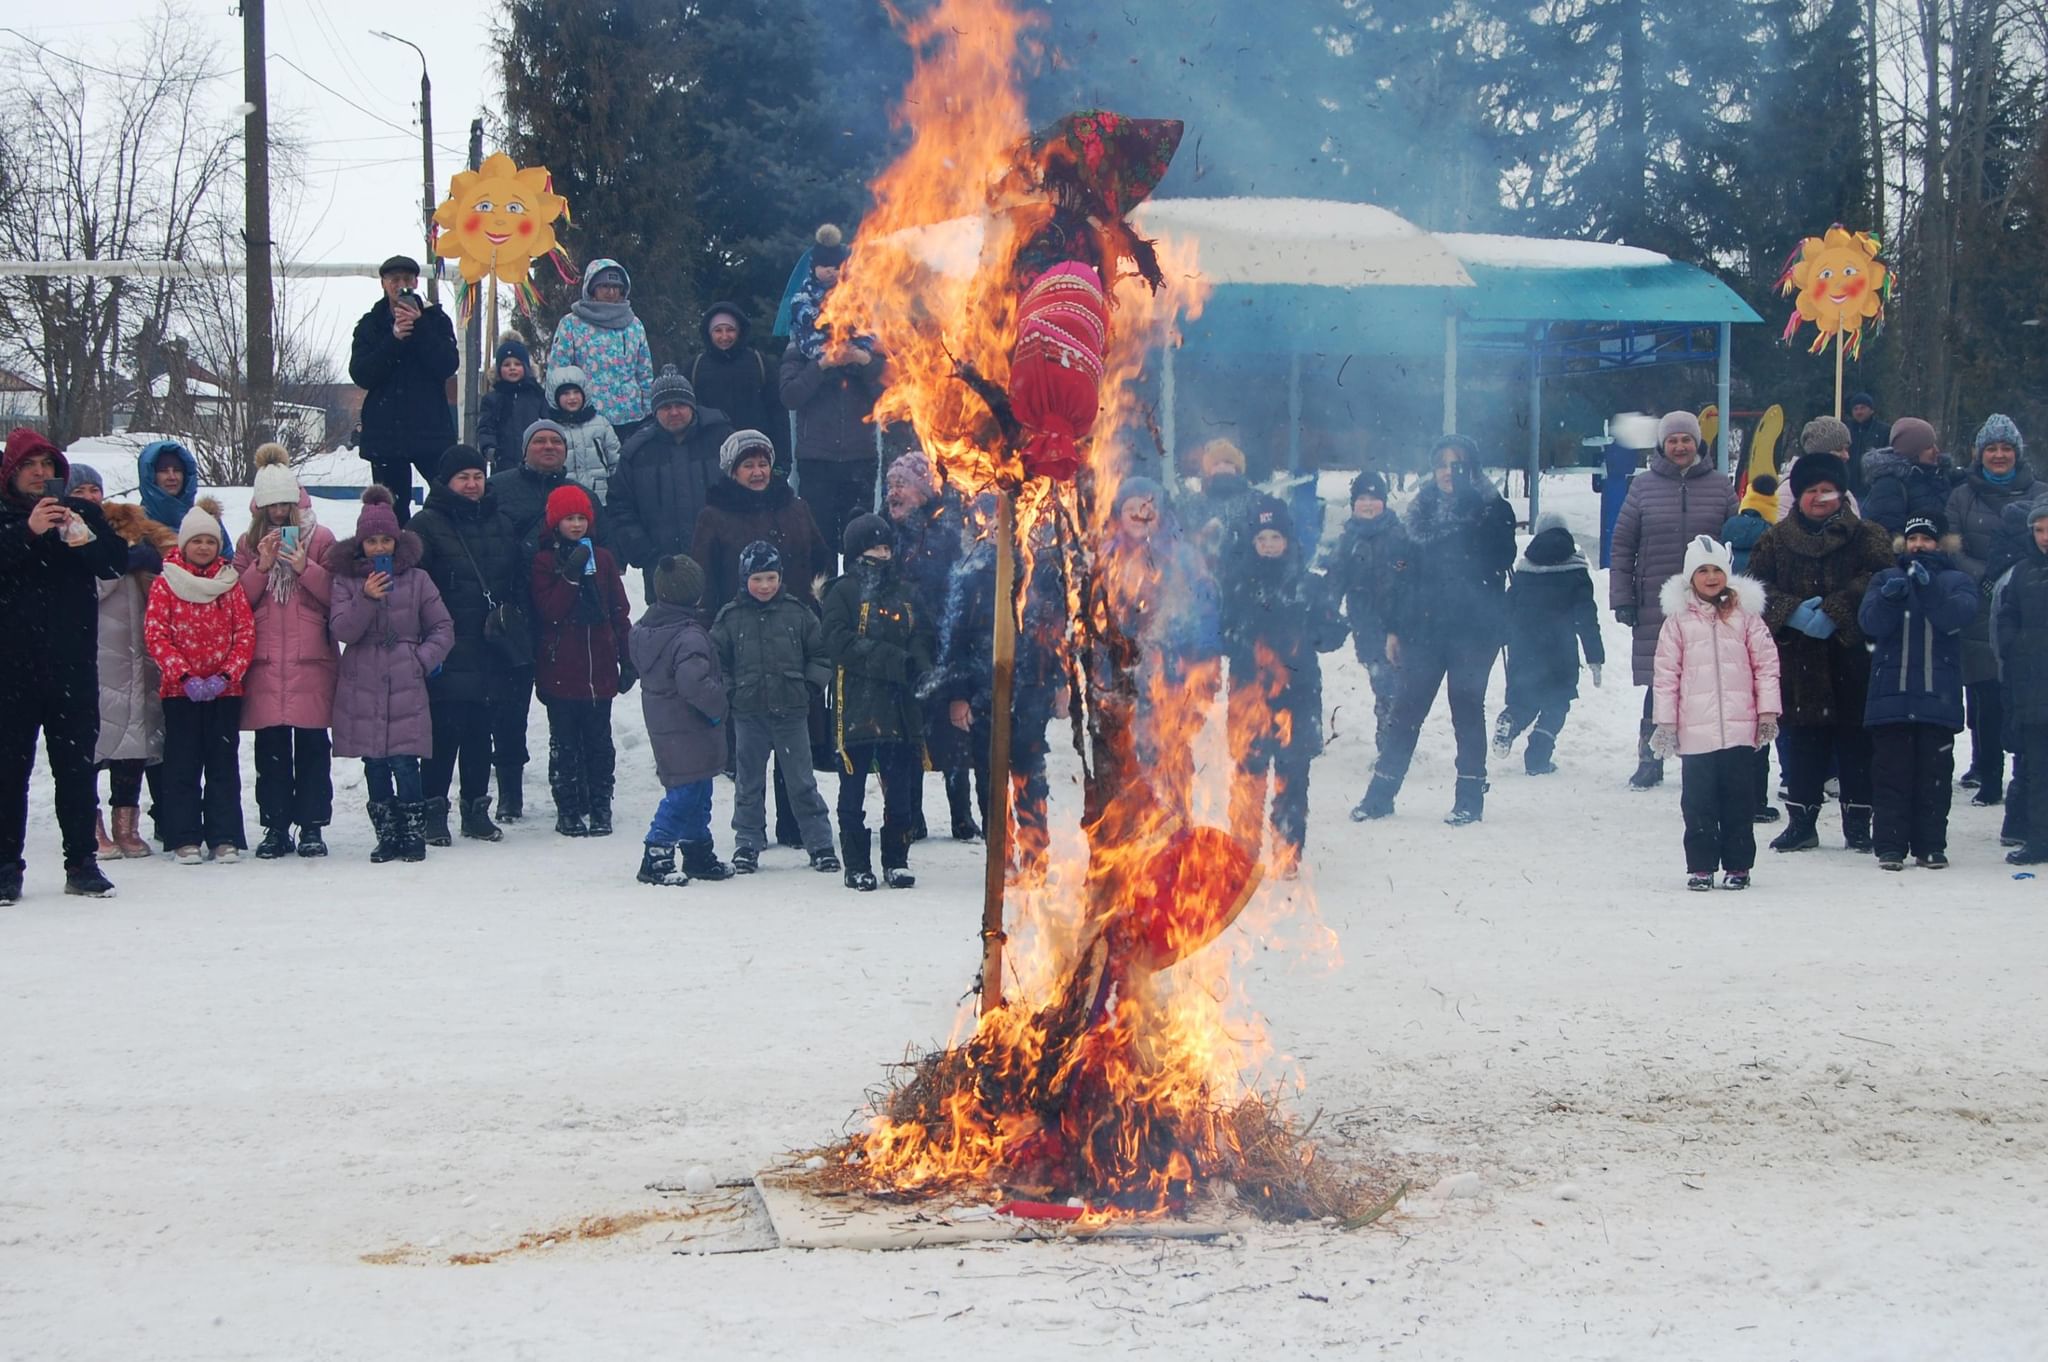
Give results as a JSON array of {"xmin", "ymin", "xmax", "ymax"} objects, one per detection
[
  {"xmin": 178, "ymin": 498, "xmax": 225, "ymax": 551},
  {"xmin": 250, "ymin": 443, "xmax": 300, "ymax": 509},
  {"xmin": 1682, "ymin": 533, "xmax": 1732, "ymax": 579}
]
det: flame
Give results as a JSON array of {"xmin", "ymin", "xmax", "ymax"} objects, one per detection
[{"xmin": 814, "ymin": 0, "xmax": 1337, "ymax": 1219}]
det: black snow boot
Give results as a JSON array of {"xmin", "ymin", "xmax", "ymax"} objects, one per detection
[
  {"xmin": 945, "ymin": 768, "xmax": 982, "ymax": 841},
  {"xmin": 638, "ymin": 843, "xmax": 688, "ymax": 887},
  {"xmin": 679, "ymin": 840, "xmax": 732, "ymax": 881},
  {"xmin": 1524, "ymin": 727, "xmax": 1557, "ymax": 776},
  {"xmin": 64, "ymin": 858, "xmax": 116, "ymax": 898},
  {"xmin": 254, "ymin": 826, "xmax": 295, "ymax": 860},
  {"xmin": 1629, "ymin": 719, "xmax": 1665, "ymax": 789},
  {"xmin": 1842, "ymin": 803, "xmax": 1874, "ymax": 853},
  {"xmin": 1444, "ymin": 776, "xmax": 1486, "ymax": 826},
  {"xmin": 2006, "ymin": 843, "xmax": 2048, "ymax": 866},
  {"xmin": 1771, "ymin": 802, "xmax": 1821, "ymax": 852},
  {"xmin": 0, "ymin": 864, "xmax": 21, "ymax": 904},
  {"xmin": 368, "ymin": 801, "xmax": 403, "ymax": 864},
  {"xmin": 1350, "ymin": 773, "xmax": 1399, "ymax": 821},
  {"xmin": 396, "ymin": 802, "xmax": 429, "ymax": 862},
  {"xmin": 422, "ymin": 796, "xmax": 454, "ymax": 848},
  {"xmin": 730, "ymin": 846, "xmax": 760, "ymax": 874},
  {"xmin": 586, "ymin": 800, "xmax": 614, "ymax": 838},
  {"xmin": 297, "ymin": 825, "xmax": 328, "ymax": 857},
  {"xmin": 460, "ymin": 797, "xmax": 503, "ymax": 842},
  {"xmin": 494, "ymin": 767, "xmax": 524, "ymax": 823}
]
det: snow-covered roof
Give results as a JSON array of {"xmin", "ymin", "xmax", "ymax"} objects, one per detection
[
  {"xmin": 1438, "ymin": 233, "xmax": 1670, "ymax": 271},
  {"xmin": 1129, "ymin": 198, "xmax": 1475, "ymax": 288}
]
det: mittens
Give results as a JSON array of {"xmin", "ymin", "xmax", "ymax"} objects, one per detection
[
  {"xmin": 181, "ymin": 674, "xmax": 228, "ymax": 702},
  {"xmin": 1880, "ymin": 575, "xmax": 1911, "ymax": 601},
  {"xmin": 1788, "ymin": 597, "xmax": 1837, "ymax": 639},
  {"xmin": 1756, "ymin": 716, "xmax": 1779, "ymax": 748},
  {"xmin": 617, "ymin": 661, "xmax": 638, "ymax": 695},
  {"xmin": 561, "ymin": 543, "xmax": 593, "ymax": 578},
  {"xmin": 1649, "ymin": 724, "xmax": 1678, "ymax": 760}
]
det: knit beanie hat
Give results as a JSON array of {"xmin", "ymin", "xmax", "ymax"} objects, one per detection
[
  {"xmin": 1110, "ymin": 474, "xmax": 1165, "ymax": 519},
  {"xmin": 1681, "ymin": 533, "xmax": 1733, "ymax": 579},
  {"xmin": 356, "ymin": 485, "xmax": 402, "ymax": 541},
  {"xmin": 653, "ymin": 553, "xmax": 705, "ymax": 607},
  {"xmin": 1658, "ymin": 411, "xmax": 1704, "ymax": 445},
  {"xmin": 436, "ymin": 443, "xmax": 488, "ymax": 484},
  {"xmin": 1801, "ymin": 416, "xmax": 1852, "ymax": 455},
  {"xmin": 1247, "ymin": 495, "xmax": 1294, "ymax": 542},
  {"xmin": 811, "ymin": 223, "xmax": 849, "ymax": 268},
  {"xmin": 1739, "ymin": 474, "xmax": 1780, "ymax": 523},
  {"xmin": 1789, "ymin": 453, "xmax": 1847, "ymax": 499},
  {"xmin": 1431, "ymin": 433, "xmax": 1480, "ymax": 468},
  {"xmin": 844, "ymin": 512, "xmax": 893, "ymax": 559},
  {"xmin": 720, "ymin": 429, "xmax": 776, "ymax": 476},
  {"xmin": 1974, "ymin": 413, "xmax": 2025, "ymax": 460},
  {"xmin": 521, "ymin": 418, "xmax": 569, "ymax": 459},
  {"xmin": 1849, "ymin": 391, "xmax": 1877, "ymax": 413},
  {"xmin": 1889, "ymin": 417, "xmax": 1938, "ymax": 460},
  {"xmin": 885, "ymin": 449, "xmax": 936, "ymax": 502},
  {"xmin": 494, "ymin": 338, "xmax": 531, "ymax": 373},
  {"xmin": 177, "ymin": 497, "xmax": 226, "ymax": 552},
  {"xmin": 739, "ymin": 539, "xmax": 782, "ymax": 579},
  {"xmin": 251, "ymin": 443, "xmax": 300, "ymax": 509},
  {"xmin": 1197, "ymin": 438, "xmax": 1246, "ymax": 478},
  {"xmin": 1350, "ymin": 469, "xmax": 1389, "ymax": 504},
  {"xmin": 2030, "ymin": 501, "xmax": 2048, "ymax": 527},
  {"xmin": 1903, "ymin": 513, "xmax": 1946, "ymax": 541},
  {"xmin": 65, "ymin": 463, "xmax": 103, "ymax": 495},
  {"xmin": 545, "ymin": 484, "xmax": 596, "ymax": 531},
  {"xmin": 649, "ymin": 364, "xmax": 696, "ymax": 413}
]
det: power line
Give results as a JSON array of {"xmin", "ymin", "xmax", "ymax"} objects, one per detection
[
  {"xmin": 271, "ymin": 51, "xmax": 462, "ymax": 159},
  {"xmin": 0, "ymin": 26, "xmax": 227, "ymax": 83}
]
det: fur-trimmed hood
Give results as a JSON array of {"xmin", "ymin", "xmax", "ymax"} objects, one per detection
[
  {"xmin": 323, "ymin": 528, "xmax": 426, "ymax": 578},
  {"xmin": 101, "ymin": 500, "xmax": 176, "ymax": 553},
  {"xmin": 1660, "ymin": 571, "xmax": 1766, "ymax": 619}
]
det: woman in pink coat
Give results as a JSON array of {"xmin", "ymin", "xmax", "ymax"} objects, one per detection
[
  {"xmin": 1651, "ymin": 534, "xmax": 1782, "ymax": 892},
  {"xmin": 237, "ymin": 445, "xmax": 341, "ymax": 859}
]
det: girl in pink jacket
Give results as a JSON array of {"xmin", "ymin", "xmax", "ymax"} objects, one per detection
[{"xmin": 1652, "ymin": 535, "xmax": 1782, "ymax": 891}]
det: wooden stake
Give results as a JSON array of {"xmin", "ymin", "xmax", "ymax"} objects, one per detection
[
  {"xmin": 979, "ymin": 489, "xmax": 1019, "ymax": 1015},
  {"xmin": 1833, "ymin": 327, "xmax": 1845, "ymax": 420}
]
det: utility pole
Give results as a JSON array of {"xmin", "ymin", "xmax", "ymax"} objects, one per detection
[
  {"xmin": 241, "ymin": 0, "xmax": 275, "ymax": 453},
  {"xmin": 462, "ymin": 118, "xmax": 483, "ymax": 444},
  {"xmin": 373, "ymin": 31, "xmax": 437, "ymax": 305}
]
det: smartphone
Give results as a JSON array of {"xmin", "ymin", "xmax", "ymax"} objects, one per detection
[
  {"xmin": 280, "ymin": 526, "xmax": 300, "ymax": 552},
  {"xmin": 577, "ymin": 536, "xmax": 596, "ymax": 576},
  {"xmin": 41, "ymin": 477, "xmax": 66, "ymax": 501},
  {"xmin": 371, "ymin": 552, "xmax": 395, "ymax": 577},
  {"xmin": 395, "ymin": 289, "xmax": 423, "ymax": 314}
]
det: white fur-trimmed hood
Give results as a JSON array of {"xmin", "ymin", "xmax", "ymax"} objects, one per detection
[{"xmin": 1660, "ymin": 571, "xmax": 1765, "ymax": 619}]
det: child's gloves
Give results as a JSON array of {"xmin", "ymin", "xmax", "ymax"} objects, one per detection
[
  {"xmin": 1589, "ymin": 662, "xmax": 1603, "ymax": 688},
  {"xmin": 1788, "ymin": 597, "xmax": 1837, "ymax": 639},
  {"xmin": 561, "ymin": 542, "xmax": 593, "ymax": 578},
  {"xmin": 1756, "ymin": 715, "xmax": 1779, "ymax": 747},
  {"xmin": 1649, "ymin": 723, "xmax": 1678, "ymax": 760},
  {"xmin": 182, "ymin": 674, "xmax": 227, "ymax": 702},
  {"xmin": 1880, "ymin": 574, "xmax": 1911, "ymax": 601},
  {"xmin": 617, "ymin": 661, "xmax": 638, "ymax": 694},
  {"xmin": 1906, "ymin": 559, "xmax": 1932, "ymax": 587}
]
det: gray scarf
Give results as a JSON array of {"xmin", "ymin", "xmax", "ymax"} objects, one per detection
[{"xmin": 571, "ymin": 298, "xmax": 637, "ymax": 331}]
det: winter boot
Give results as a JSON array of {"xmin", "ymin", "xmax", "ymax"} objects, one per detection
[
  {"xmin": 0, "ymin": 864, "xmax": 20, "ymax": 904},
  {"xmin": 1917, "ymin": 852, "xmax": 1950, "ymax": 869},
  {"xmin": 2007, "ymin": 843, "xmax": 2048, "ymax": 866},
  {"xmin": 254, "ymin": 826, "xmax": 295, "ymax": 860},
  {"xmin": 638, "ymin": 843, "xmax": 688, "ymax": 887},
  {"xmin": 586, "ymin": 800, "xmax": 614, "ymax": 838},
  {"xmin": 367, "ymin": 801, "xmax": 402, "ymax": 864},
  {"xmin": 1350, "ymin": 773, "xmax": 1399, "ymax": 822},
  {"xmin": 1687, "ymin": 873, "xmax": 1715, "ymax": 892},
  {"xmin": 396, "ymin": 801, "xmax": 429, "ymax": 863},
  {"xmin": 730, "ymin": 846, "xmax": 760, "ymax": 874},
  {"xmin": 679, "ymin": 840, "xmax": 733, "ymax": 881},
  {"xmin": 460, "ymin": 796, "xmax": 503, "ymax": 842},
  {"xmin": 1842, "ymin": 803, "xmax": 1874, "ymax": 854},
  {"xmin": 555, "ymin": 810, "xmax": 589, "ymax": 838},
  {"xmin": 809, "ymin": 846, "xmax": 842, "ymax": 874},
  {"xmin": 1524, "ymin": 728, "xmax": 1557, "ymax": 776},
  {"xmin": 842, "ymin": 830, "xmax": 877, "ymax": 891},
  {"xmin": 885, "ymin": 868, "xmax": 917, "ymax": 889},
  {"xmin": 1629, "ymin": 719, "xmax": 1665, "ymax": 790},
  {"xmin": 2001, "ymin": 778, "xmax": 2029, "ymax": 846},
  {"xmin": 111, "ymin": 807, "xmax": 151, "ymax": 858},
  {"xmin": 422, "ymin": 797, "xmax": 453, "ymax": 848},
  {"xmin": 1753, "ymin": 804, "xmax": 1782, "ymax": 825},
  {"xmin": 64, "ymin": 857, "xmax": 115, "ymax": 898},
  {"xmin": 297, "ymin": 825, "xmax": 328, "ymax": 857},
  {"xmin": 945, "ymin": 768, "xmax": 982, "ymax": 841},
  {"xmin": 494, "ymin": 767, "xmax": 524, "ymax": 823},
  {"xmin": 1770, "ymin": 802, "xmax": 1821, "ymax": 852},
  {"xmin": 94, "ymin": 810, "xmax": 117, "ymax": 858},
  {"xmin": 1444, "ymin": 776, "xmax": 1486, "ymax": 827}
]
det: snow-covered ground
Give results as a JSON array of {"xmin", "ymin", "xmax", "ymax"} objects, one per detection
[{"xmin": 4, "ymin": 475, "xmax": 2045, "ymax": 1360}]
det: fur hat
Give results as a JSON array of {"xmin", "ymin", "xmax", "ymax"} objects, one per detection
[
  {"xmin": 436, "ymin": 444, "xmax": 488, "ymax": 484},
  {"xmin": 1110, "ymin": 474, "xmax": 1165, "ymax": 519},
  {"xmin": 1247, "ymin": 495, "xmax": 1294, "ymax": 542},
  {"xmin": 654, "ymin": 553, "xmax": 705, "ymax": 607},
  {"xmin": 1350, "ymin": 469, "xmax": 1389, "ymax": 504},
  {"xmin": 493, "ymin": 337, "xmax": 531, "ymax": 372},
  {"xmin": 739, "ymin": 539, "xmax": 782, "ymax": 580},
  {"xmin": 1889, "ymin": 417, "xmax": 1937, "ymax": 460},
  {"xmin": 720, "ymin": 429, "xmax": 776, "ymax": 476},
  {"xmin": 1658, "ymin": 411, "xmax": 1704, "ymax": 445},
  {"xmin": 65, "ymin": 463, "xmax": 103, "ymax": 495},
  {"xmin": 1197, "ymin": 438, "xmax": 1246, "ymax": 479},
  {"xmin": 1903, "ymin": 513, "xmax": 1946, "ymax": 541},
  {"xmin": 1681, "ymin": 533, "xmax": 1732, "ymax": 579},
  {"xmin": 545, "ymin": 484, "xmax": 595, "ymax": 531},
  {"xmin": 177, "ymin": 497, "xmax": 226, "ymax": 552},
  {"xmin": 649, "ymin": 364, "xmax": 696, "ymax": 413},
  {"xmin": 1974, "ymin": 413, "xmax": 2025, "ymax": 460},
  {"xmin": 811, "ymin": 223, "xmax": 849, "ymax": 268},
  {"xmin": 1789, "ymin": 453, "xmax": 1848, "ymax": 500},
  {"xmin": 844, "ymin": 512, "xmax": 893, "ymax": 559},
  {"xmin": 356, "ymin": 485, "xmax": 402, "ymax": 541},
  {"xmin": 885, "ymin": 450, "xmax": 936, "ymax": 501},
  {"xmin": 251, "ymin": 443, "xmax": 300, "ymax": 509},
  {"xmin": 1801, "ymin": 416, "xmax": 1852, "ymax": 455}
]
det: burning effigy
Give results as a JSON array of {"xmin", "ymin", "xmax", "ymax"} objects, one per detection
[{"xmin": 782, "ymin": 0, "xmax": 1391, "ymax": 1231}]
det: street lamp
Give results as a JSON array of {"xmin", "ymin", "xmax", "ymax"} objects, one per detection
[{"xmin": 370, "ymin": 29, "xmax": 437, "ymax": 306}]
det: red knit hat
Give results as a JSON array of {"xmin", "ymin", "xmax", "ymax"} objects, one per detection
[{"xmin": 545, "ymin": 484, "xmax": 595, "ymax": 531}]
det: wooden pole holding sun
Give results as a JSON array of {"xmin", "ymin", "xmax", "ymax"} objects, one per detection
[{"xmin": 1776, "ymin": 225, "xmax": 1891, "ymax": 416}]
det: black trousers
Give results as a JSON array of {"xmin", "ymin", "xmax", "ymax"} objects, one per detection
[
  {"xmin": 426, "ymin": 698, "xmax": 494, "ymax": 803},
  {"xmin": 368, "ymin": 454, "xmax": 433, "ymax": 526},
  {"xmin": 1373, "ymin": 637, "xmax": 1496, "ymax": 787},
  {"xmin": 253, "ymin": 725, "xmax": 333, "ymax": 829},
  {"xmin": 159, "ymin": 696, "xmax": 247, "ymax": 850},
  {"xmin": 0, "ymin": 686, "xmax": 101, "ymax": 871},
  {"xmin": 1780, "ymin": 723, "xmax": 1873, "ymax": 815},
  {"xmin": 837, "ymin": 741, "xmax": 921, "ymax": 871},
  {"xmin": 797, "ymin": 458, "xmax": 874, "ymax": 575},
  {"xmin": 2017, "ymin": 726, "xmax": 2048, "ymax": 849},
  {"xmin": 543, "ymin": 698, "xmax": 615, "ymax": 816},
  {"xmin": 1966, "ymin": 680, "xmax": 2006, "ymax": 788},
  {"xmin": 1234, "ymin": 737, "xmax": 1315, "ymax": 854},
  {"xmin": 1869, "ymin": 723, "xmax": 1955, "ymax": 859},
  {"xmin": 1680, "ymin": 747, "xmax": 1757, "ymax": 873},
  {"xmin": 101, "ymin": 757, "xmax": 148, "ymax": 809},
  {"xmin": 1753, "ymin": 744, "xmax": 1773, "ymax": 809},
  {"xmin": 493, "ymin": 669, "xmax": 534, "ymax": 774}
]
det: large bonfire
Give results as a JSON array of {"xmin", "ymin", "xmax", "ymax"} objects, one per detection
[{"xmin": 804, "ymin": 0, "xmax": 1374, "ymax": 1224}]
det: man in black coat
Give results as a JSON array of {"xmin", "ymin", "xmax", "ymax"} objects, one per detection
[
  {"xmin": 349, "ymin": 256, "xmax": 458, "ymax": 524},
  {"xmin": 1352, "ymin": 435, "xmax": 1517, "ymax": 827},
  {"xmin": 489, "ymin": 419, "xmax": 598, "ymax": 554},
  {"xmin": 410, "ymin": 444, "xmax": 529, "ymax": 840},
  {"xmin": 0, "ymin": 428, "xmax": 128, "ymax": 901},
  {"xmin": 1846, "ymin": 392, "xmax": 1892, "ymax": 498},
  {"xmin": 607, "ymin": 367, "xmax": 734, "ymax": 599},
  {"xmin": 689, "ymin": 303, "xmax": 787, "ymax": 474}
]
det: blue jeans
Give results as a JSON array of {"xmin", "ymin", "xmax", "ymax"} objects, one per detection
[
  {"xmin": 647, "ymin": 780, "xmax": 713, "ymax": 845},
  {"xmin": 364, "ymin": 756, "xmax": 423, "ymax": 804}
]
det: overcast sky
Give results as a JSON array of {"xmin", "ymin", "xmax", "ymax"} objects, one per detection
[{"xmin": 13, "ymin": 1, "xmax": 500, "ymax": 370}]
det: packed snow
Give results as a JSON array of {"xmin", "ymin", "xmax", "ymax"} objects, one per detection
[{"xmin": 3, "ymin": 474, "xmax": 2044, "ymax": 1359}]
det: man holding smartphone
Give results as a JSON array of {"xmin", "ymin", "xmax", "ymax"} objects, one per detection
[{"xmin": 349, "ymin": 255, "xmax": 457, "ymax": 526}]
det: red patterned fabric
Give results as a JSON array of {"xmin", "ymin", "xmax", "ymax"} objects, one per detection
[{"xmin": 1010, "ymin": 262, "xmax": 1109, "ymax": 482}]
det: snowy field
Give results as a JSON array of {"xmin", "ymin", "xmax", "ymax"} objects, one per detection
[{"xmin": 4, "ymin": 472, "xmax": 2046, "ymax": 1360}]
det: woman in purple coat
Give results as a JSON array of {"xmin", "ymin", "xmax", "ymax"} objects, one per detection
[
  {"xmin": 1608, "ymin": 411, "xmax": 1738, "ymax": 790},
  {"xmin": 325, "ymin": 486, "xmax": 455, "ymax": 864}
]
